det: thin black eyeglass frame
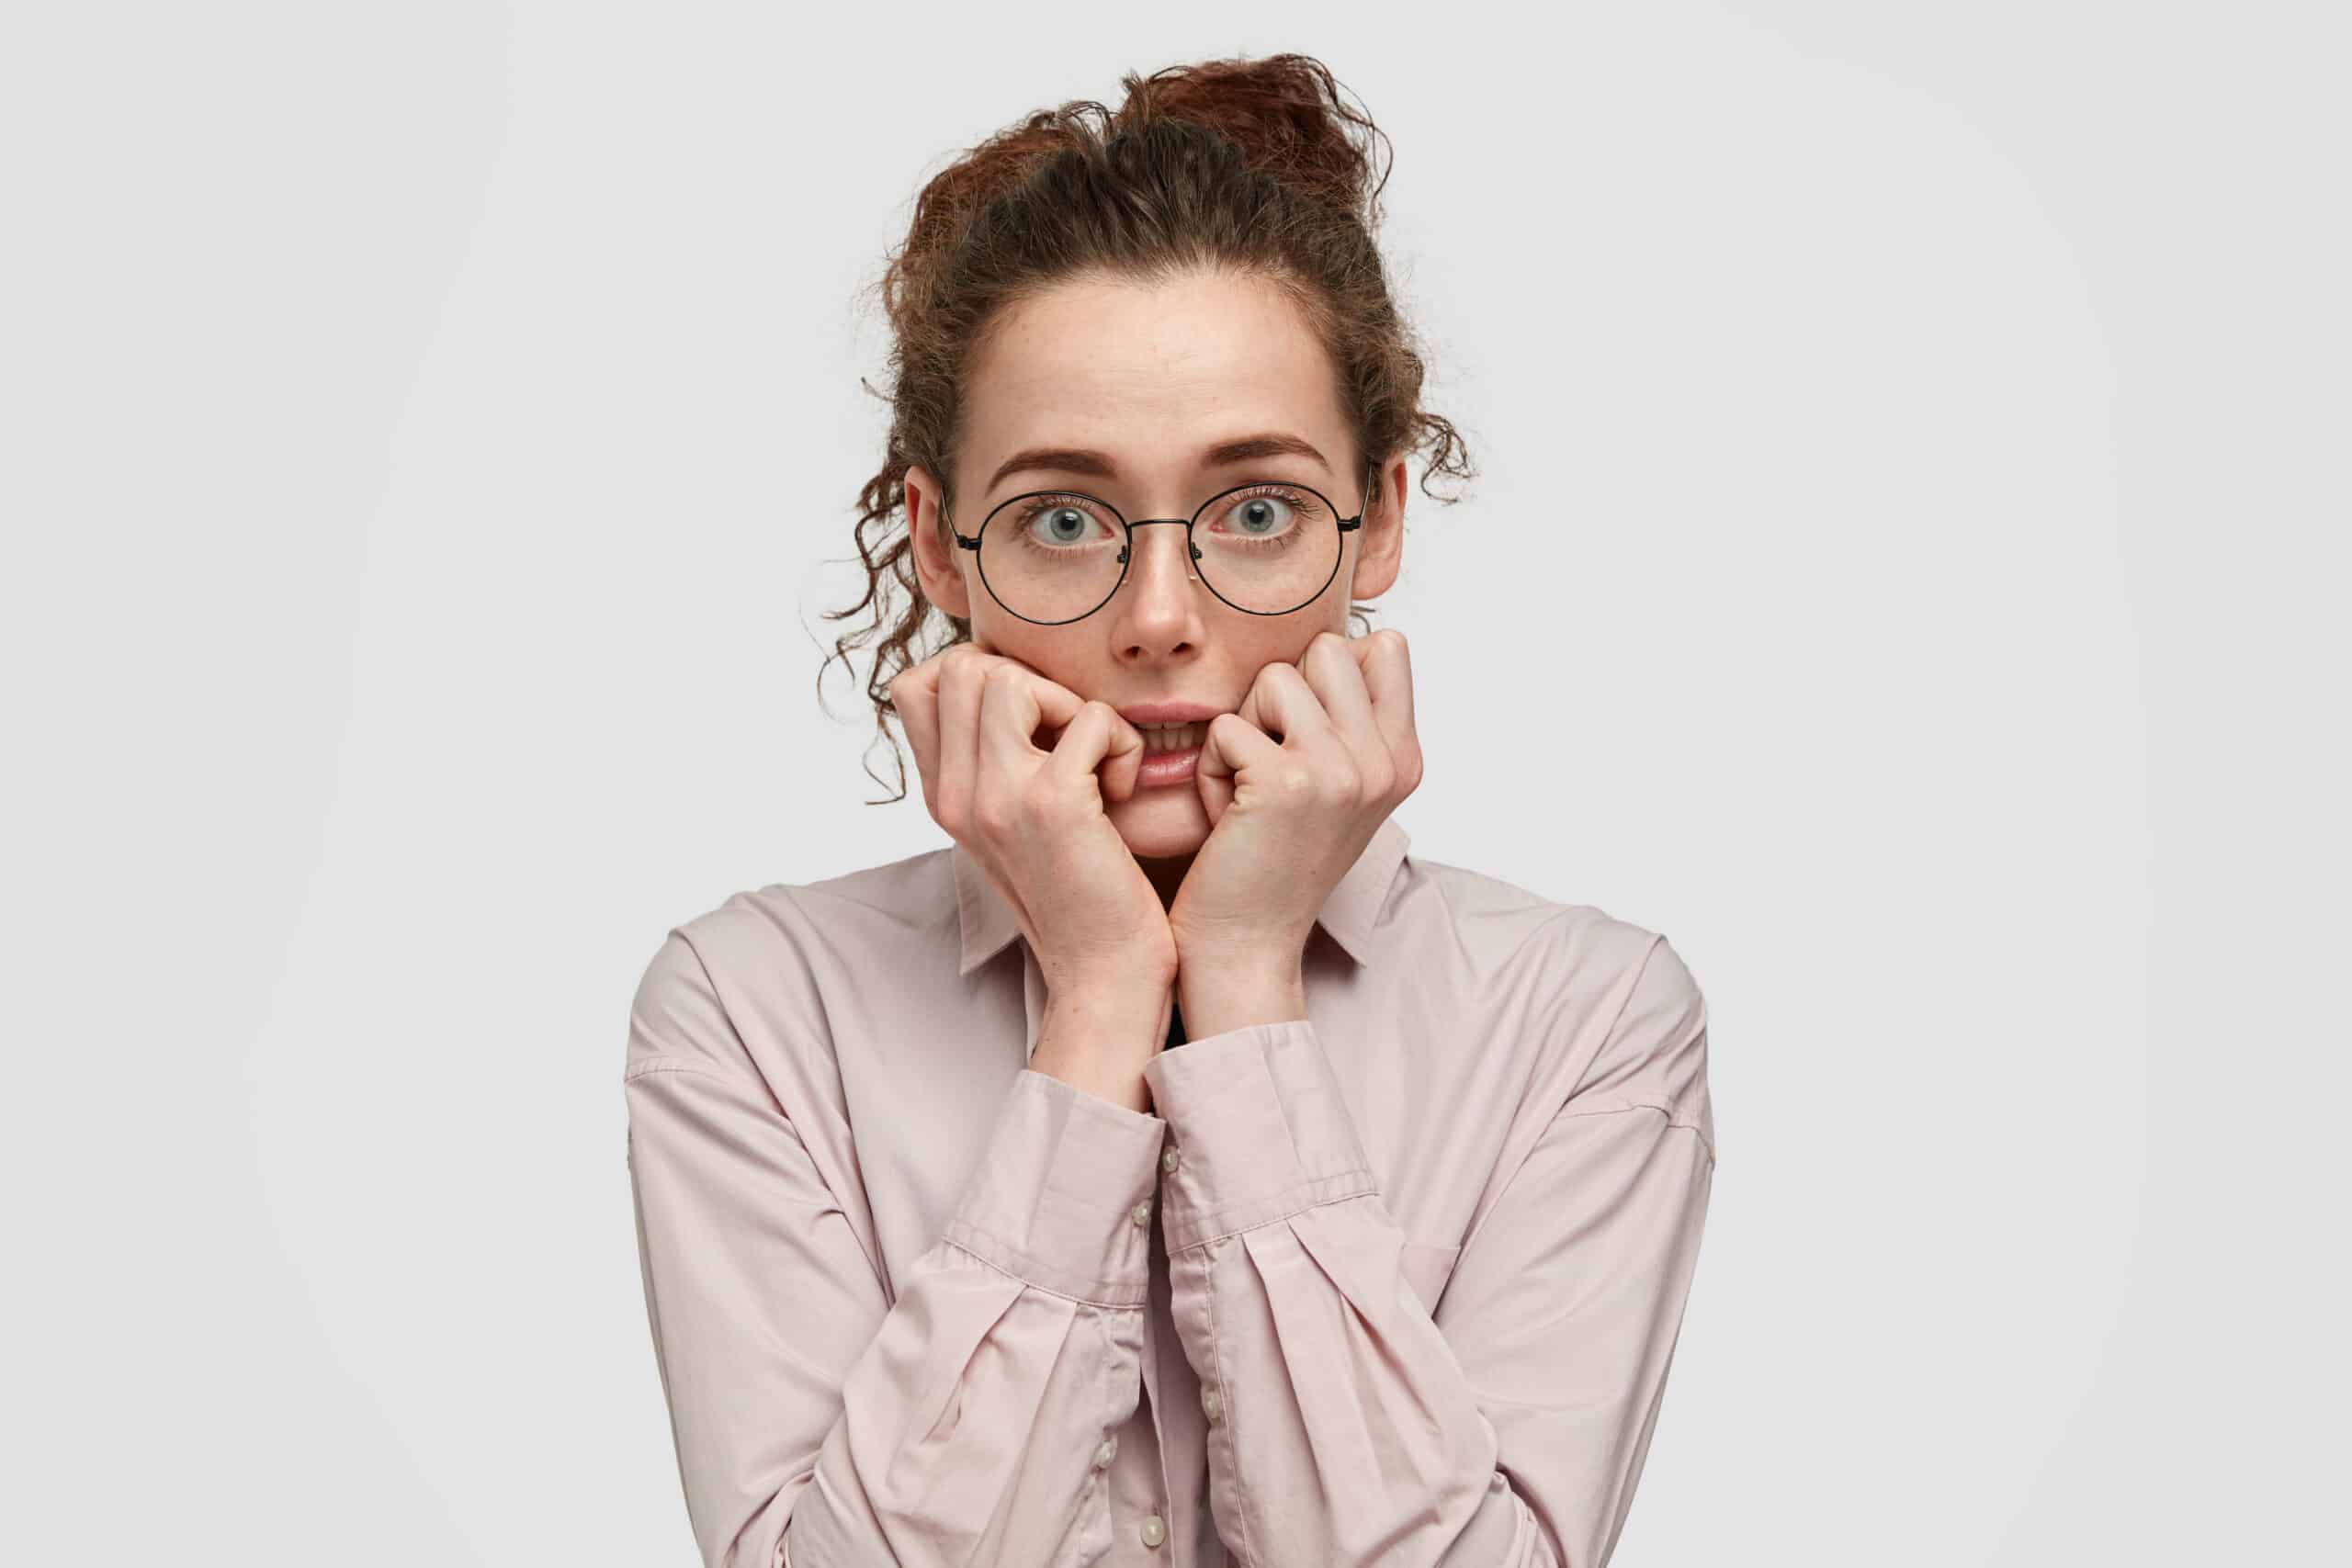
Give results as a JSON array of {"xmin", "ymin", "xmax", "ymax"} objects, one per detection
[{"xmin": 945, "ymin": 465, "xmax": 1374, "ymax": 626}]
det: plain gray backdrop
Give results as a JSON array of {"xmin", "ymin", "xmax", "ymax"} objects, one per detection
[{"xmin": 5, "ymin": 2, "xmax": 2344, "ymax": 1562}]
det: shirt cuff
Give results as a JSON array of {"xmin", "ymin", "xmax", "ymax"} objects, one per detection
[
  {"xmin": 1141, "ymin": 1020, "xmax": 1378, "ymax": 1253},
  {"xmin": 941, "ymin": 1067, "xmax": 1170, "ymax": 1305}
]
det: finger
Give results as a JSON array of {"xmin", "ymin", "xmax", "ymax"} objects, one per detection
[
  {"xmin": 1238, "ymin": 660, "xmax": 1340, "ymax": 763},
  {"xmin": 893, "ymin": 660, "xmax": 945, "ymax": 816},
  {"xmin": 1357, "ymin": 627, "xmax": 1418, "ymax": 761},
  {"xmin": 1297, "ymin": 631, "xmax": 1383, "ymax": 762},
  {"xmin": 978, "ymin": 661, "xmax": 1082, "ymax": 784},
  {"xmin": 934, "ymin": 647, "xmax": 989, "ymax": 828},
  {"xmin": 1194, "ymin": 707, "xmax": 1284, "ymax": 827},
  {"xmin": 1044, "ymin": 699, "xmax": 1146, "ymax": 804}
]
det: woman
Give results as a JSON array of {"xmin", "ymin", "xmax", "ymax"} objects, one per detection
[{"xmin": 623, "ymin": 54, "xmax": 1716, "ymax": 1567}]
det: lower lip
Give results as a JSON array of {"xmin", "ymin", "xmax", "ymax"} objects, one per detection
[{"xmin": 1135, "ymin": 744, "xmax": 1202, "ymax": 788}]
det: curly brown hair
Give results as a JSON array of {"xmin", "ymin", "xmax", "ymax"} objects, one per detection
[{"xmin": 815, "ymin": 52, "xmax": 1477, "ymax": 804}]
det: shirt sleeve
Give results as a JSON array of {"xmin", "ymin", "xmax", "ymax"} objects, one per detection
[
  {"xmin": 623, "ymin": 929, "xmax": 1170, "ymax": 1568},
  {"xmin": 1139, "ymin": 933, "xmax": 1716, "ymax": 1567}
]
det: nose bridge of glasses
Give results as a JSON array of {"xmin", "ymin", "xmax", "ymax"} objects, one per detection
[{"xmin": 1122, "ymin": 514, "xmax": 1200, "ymax": 580}]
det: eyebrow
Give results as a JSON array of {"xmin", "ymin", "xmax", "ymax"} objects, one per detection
[{"xmin": 983, "ymin": 431, "xmax": 1332, "ymax": 498}]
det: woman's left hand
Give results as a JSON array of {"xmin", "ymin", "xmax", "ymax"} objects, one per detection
[{"xmin": 1168, "ymin": 629, "xmax": 1424, "ymax": 980}]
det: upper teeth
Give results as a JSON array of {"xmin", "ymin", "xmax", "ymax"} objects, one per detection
[{"xmin": 1139, "ymin": 722, "xmax": 1202, "ymax": 752}]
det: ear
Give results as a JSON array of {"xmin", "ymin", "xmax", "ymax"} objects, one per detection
[
  {"xmin": 1347, "ymin": 454, "xmax": 1408, "ymax": 601},
  {"xmin": 904, "ymin": 464, "xmax": 976, "ymax": 620}
]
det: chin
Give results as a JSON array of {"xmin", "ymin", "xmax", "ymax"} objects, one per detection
[{"xmin": 1108, "ymin": 784, "xmax": 1209, "ymax": 858}]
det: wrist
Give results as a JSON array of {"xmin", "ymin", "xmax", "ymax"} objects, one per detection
[
  {"xmin": 1032, "ymin": 980, "xmax": 1176, "ymax": 1114},
  {"xmin": 1175, "ymin": 951, "xmax": 1307, "ymax": 1041},
  {"xmin": 1175, "ymin": 937, "xmax": 1305, "ymax": 995},
  {"xmin": 1047, "ymin": 968, "xmax": 1176, "ymax": 1021},
  {"xmin": 1045, "ymin": 945, "xmax": 1178, "ymax": 998}
]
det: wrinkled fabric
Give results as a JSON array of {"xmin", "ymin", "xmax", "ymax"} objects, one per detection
[{"xmin": 623, "ymin": 815, "xmax": 1716, "ymax": 1566}]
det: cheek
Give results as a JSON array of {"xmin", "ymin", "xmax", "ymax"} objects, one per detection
[
  {"xmin": 975, "ymin": 626, "xmax": 1102, "ymax": 705},
  {"xmin": 1267, "ymin": 622, "xmax": 1338, "ymax": 667}
]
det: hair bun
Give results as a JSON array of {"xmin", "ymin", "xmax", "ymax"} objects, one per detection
[{"xmin": 1112, "ymin": 53, "xmax": 1390, "ymax": 225}]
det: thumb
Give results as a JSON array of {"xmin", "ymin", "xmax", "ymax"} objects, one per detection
[{"xmin": 1194, "ymin": 714, "xmax": 1241, "ymax": 827}]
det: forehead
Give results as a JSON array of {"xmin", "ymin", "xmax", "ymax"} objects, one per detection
[{"xmin": 961, "ymin": 269, "xmax": 1344, "ymax": 491}]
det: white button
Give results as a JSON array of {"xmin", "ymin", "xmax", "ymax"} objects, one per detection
[
  {"xmin": 1201, "ymin": 1386, "xmax": 1222, "ymax": 1423},
  {"xmin": 1093, "ymin": 1437, "xmax": 1115, "ymax": 1469},
  {"xmin": 1160, "ymin": 1145, "xmax": 1181, "ymax": 1173},
  {"xmin": 1140, "ymin": 1511, "xmax": 1167, "ymax": 1548},
  {"xmin": 1131, "ymin": 1200, "xmax": 1151, "ymax": 1227}
]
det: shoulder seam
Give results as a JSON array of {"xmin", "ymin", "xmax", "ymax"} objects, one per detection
[
  {"xmin": 622, "ymin": 1056, "xmax": 737, "ymax": 1086},
  {"xmin": 1553, "ymin": 1097, "xmax": 1716, "ymax": 1166}
]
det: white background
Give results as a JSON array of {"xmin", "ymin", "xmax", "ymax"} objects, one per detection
[{"xmin": 5, "ymin": 2, "xmax": 2344, "ymax": 1562}]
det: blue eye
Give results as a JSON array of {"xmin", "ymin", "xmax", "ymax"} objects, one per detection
[
  {"xmin": 1210, "ymin": 485, "xmax": 1317, "ymax": 549},
  {"xmin": 1034, "ymin": 506, "xmax": 1089, "ymax": 543},
  {"xmin": 1231, "ymin": 495, "xmax": 1290, "ymax": 534},
  {"xmin": 1012, "ymin": 495, "xmax": 1114, "ymax": 550}
]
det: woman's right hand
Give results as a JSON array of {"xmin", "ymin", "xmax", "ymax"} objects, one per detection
[{"xmin": 890, "ymin": 643, "xmax": 1179, "ymax": 996}]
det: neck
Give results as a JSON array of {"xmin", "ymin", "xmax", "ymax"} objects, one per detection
[{"xmin": 1136, "ymin": 851, "xmax": 1194, "ymax": 911}]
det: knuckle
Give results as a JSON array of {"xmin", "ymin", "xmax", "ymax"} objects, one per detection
[{"xmin": 972, "ymin": 795, "xmax": 1015, "ymax": 838}]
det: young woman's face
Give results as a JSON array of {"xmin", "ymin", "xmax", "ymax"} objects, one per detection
[{"xmin": 906, "ymin": 268, "xmax": 1406, "ymax": 865}]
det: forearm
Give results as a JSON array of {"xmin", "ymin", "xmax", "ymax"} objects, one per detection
[{"xmin": 1140, "ymin": 1018, "xmax": 1521, "ymax": 1565}]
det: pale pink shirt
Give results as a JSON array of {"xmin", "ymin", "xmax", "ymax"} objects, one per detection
[{"xmin": 623, "ymin": 815, "xmax": 1716, "ymax": 1565}]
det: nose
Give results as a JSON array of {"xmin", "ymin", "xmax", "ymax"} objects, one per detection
[
  {"xmin": 1120, "ymin": 518, "xmax": 1200, "ymax": 601},
  {"xmin": 1102, "ymin": 518, "xmax": 1204, "ymax": 648}
]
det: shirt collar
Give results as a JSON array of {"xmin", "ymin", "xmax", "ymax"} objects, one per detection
[{"xmin": 952, "ymin": 814, "xmax": 1412, "ymax": 977}]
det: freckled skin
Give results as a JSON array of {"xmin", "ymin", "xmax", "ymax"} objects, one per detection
[{"xmin": 905, "ymin": 269, "xmax": 1408, "ymax": 908}]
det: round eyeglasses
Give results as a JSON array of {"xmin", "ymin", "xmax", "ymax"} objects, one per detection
[{"xmin": 946, "ymin": 475, "xmax": 1370, "ymax": 626}]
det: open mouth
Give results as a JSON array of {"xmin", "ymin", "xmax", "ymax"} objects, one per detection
[
  {"xmin": 1136, "ymin": 721, "xmax": 1205, "ymax": 755},
  {"xmin": 1132, "ymin": 734, "xmax": 1204, "ymax": 788}
]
